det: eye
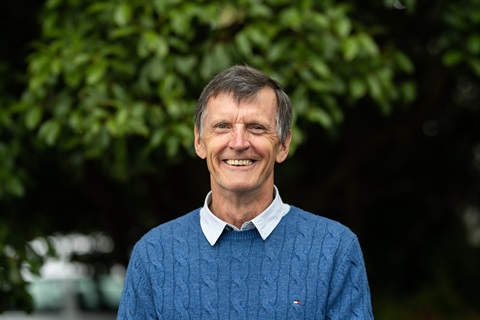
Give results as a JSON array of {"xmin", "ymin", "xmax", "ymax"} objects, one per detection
[
  {"xmin": 249, "ymin": 124, "xmax": 266, "ymax": 133},
  {"xmin": 214, "ymin": 123, "xmax": 230, "ymax": 131}
]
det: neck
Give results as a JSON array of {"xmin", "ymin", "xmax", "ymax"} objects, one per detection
[{"xmin": 209, "ymin": 185, "xmax": 275, "ymax": 229}]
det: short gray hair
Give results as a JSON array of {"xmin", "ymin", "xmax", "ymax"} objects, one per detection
[{"xmin": 194, "ymin": 65, "xmax": 292, "ymax": 143}]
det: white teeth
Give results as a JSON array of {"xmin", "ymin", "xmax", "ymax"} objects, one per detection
[{"xmin": 226, "ymin": 159, "xmax": 253, "ymax": 166}]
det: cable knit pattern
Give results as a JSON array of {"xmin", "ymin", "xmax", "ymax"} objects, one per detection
[{"xmin": 117, "ymin": 206, "xmax": 374, "ymax": 319}]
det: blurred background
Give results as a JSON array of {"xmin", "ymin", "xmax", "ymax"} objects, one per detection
[{"xmin": 0, "ymin": 0, "xmax": 479, "ymax": 319}]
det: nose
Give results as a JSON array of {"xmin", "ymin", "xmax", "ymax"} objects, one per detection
[{"xmin": 229, "ymin": 126, "xmax": 249, "ymax": 150}]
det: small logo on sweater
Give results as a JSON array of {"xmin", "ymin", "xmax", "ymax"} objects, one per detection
[{"xmin": 293, "ymin": 300, "xmax": 301, "ymax": 305}]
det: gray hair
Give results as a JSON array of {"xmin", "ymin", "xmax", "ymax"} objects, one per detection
[{"xmin": 194, "ymin": 65, "xmax": 292, "ymax": 143}]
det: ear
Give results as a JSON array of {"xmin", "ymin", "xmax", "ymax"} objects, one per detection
[
  {"xmin": 275, "ymin": 129, "xmax": 292, "ymax": 163},
  {"xmin": 194, "ymin": 126, "xmax": 206, "ymax": 159}
]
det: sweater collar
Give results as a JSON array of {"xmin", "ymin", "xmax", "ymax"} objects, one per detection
[{"xmin": 200, "ymin": 186, "xmax": 290, "ymax": 246}]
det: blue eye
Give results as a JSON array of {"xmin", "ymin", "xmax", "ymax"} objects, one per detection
[
  {"xmin": 214, "ymin": 123, "xmax": 230, "ymax": 130},
  {"xmin": 249, "ymin": 125, "xmax": 266, "ymax": 133}
]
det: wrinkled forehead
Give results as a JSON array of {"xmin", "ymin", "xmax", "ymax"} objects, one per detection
[
  {"xmin": 207, "ymin": 87, "xmax": 277, "ymax": 109},
  {"xmin": 207, "ymin": 89, "xmax": 260, "ymax": 107},
  {"xmin": 204, "ymin": 88, "xmax": 278, "ymax": 121}
]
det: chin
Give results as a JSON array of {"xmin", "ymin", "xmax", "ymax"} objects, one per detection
[{"xmin": 222, "ymin": 183, "xmax": 257, "ymax": 193}]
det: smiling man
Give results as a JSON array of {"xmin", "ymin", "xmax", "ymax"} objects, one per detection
[{"xmin": 117, "ymin": 65, "xmax": 374, "ymax": 319}]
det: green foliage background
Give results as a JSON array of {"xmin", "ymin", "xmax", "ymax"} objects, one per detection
[{"xmin": 1, "ymin": 0, "xmax": 479, "ymax": 318}]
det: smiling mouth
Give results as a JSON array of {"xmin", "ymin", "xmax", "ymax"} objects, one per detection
[{"xmin": 225, "ymin": 159, "xmax": 254, "ymax": 166}]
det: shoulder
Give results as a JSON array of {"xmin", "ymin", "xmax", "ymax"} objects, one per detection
[
  {"xmin": 286, "ymin": 206, "xmax": 358, "ymax": 249},
  {"xmin": 288, "ymin": 206, "xmax": 355, "ymax": 236}
]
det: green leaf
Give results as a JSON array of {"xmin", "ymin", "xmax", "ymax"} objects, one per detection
[
  {"xmin": 235, "ymin": 32, "xmax": 251, "ymax": 56},
  {"xmin": 310, "ymin": 59, "xmax": 331, "ymax": 78},
  {"xmin": 467, "ymin": 34, "xmax": 480, "ymax": 54},
  {"xmin": 469, "ymin": 58, "xmax": 480, "ymax": 77},
  {"xmin": 114, "ymin": 4, "xmax": 132, "ymax": 27},
  {"xmin": 442, "ymin": 51, "xmax": 463, "ymax": 67},
  {"xmin": 165, "ymin": 134, "xmax": 179, "ymax": 158},
  {"xmin": 366, "ymin": 74, "xmax": 382, "ymax": 100},
  {"xmin": 38, "ymin": 119, "xmax": 61, "ymax": 146},
  {"xmin": 357, "ymin": 33, "xmax": 379, "ymax": 56},
  {"xmin": 401, "ymin": 81, "xmax": 416, "ymax": 103},
  {"xmin": 333, "ymin": 16, "xmax": 351, "ymax": 38},
  {"xmin": 171, "ymin": 10, "xmax": 190, "ymax": 35},
  {"xmin": 349, "ymin": 78, "xmax": 367, "ymax": 99},
  {"xmin": 342, "ymin": 37, "xmax": 359, "ymax": 61},
  {"xmin": 279, "ymin": 7, "xmax": 302, "ymax": 30},
  {"xmin": 175, "ymin": 55, "xmax": 197, "ymax": 76},
  {"xmin": 24, "ymin": 106, "xmax": 43, "ymax": 130},
  {"xmin": 86, "ymin": 62, "xmax": 107, "ymax": 85},
  {"xmin": 266, "ymin": 40, "xmax": 289, "ymax": 63},
  {"xmin": 150, "ymin": 128, "xmax": 166, "ymax": 148},
  {"xmin": 211, "ymin": 44, "xmax": 231, "ymax": 73},
  {"xmin": 306, "ymin": 107, "xmax": 332, "ymax": 129},
  {"xmin": 310, "ymin": 12, "xmax": 329, "ymax": 28},
  {"xmin": 393, "ymin": 51, "xmax": 414, "ymax": 73},
  {"xmin": 6, "ymin": 177, "xmax": 25, "ymax": 198}
]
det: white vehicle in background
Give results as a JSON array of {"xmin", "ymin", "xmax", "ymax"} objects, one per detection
[
  {"xmin": 0, "ymin": 233, "xmax": 125, "ymax": 320},
  {"xmin": 0, "ymin": 275, "xmax": 123, "ymax": 320}
]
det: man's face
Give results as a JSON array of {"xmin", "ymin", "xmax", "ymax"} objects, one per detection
[{"xmin": 194, "ymin": 87, "xmax": 291, "ymax": 195}]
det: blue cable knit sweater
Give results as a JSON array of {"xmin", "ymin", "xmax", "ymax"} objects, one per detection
[{"xmin": 117, "ymin": 206, "xmax": 373, "ymax": 319}]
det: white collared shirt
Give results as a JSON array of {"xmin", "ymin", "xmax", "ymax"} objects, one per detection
[{"xmin": 200, "ymin": 186, "xmax": 290, "ymax": 246}]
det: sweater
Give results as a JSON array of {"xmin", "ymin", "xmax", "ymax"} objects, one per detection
[{"xmin": 117, "ymin": 206, "xmax": 373, "ymax": 319}]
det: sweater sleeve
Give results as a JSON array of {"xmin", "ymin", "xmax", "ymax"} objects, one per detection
[
  {"xmin": 326, "ymin": 235, "xmax": 374, "ymax": 320},
  {"xmin": 117, "ymin": 240, "xmax": 156, "ymax": 320}
]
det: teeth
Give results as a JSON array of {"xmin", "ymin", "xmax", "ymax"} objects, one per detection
[{"xmin": 226, "ymin": 159, "xmax": 253, "ymax": 166}]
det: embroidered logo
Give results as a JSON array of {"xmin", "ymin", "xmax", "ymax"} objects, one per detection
[{"xmin": 293, "ymin": 300, "xmax": 301, "ymax": 305}]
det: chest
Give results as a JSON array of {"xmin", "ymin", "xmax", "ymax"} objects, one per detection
[{"xmin": 149, "ymin": 235, "xmax": 335, "ymax": 319}]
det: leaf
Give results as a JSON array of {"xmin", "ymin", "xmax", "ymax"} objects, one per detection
[
  {"xmin": 342, "ymin": 37, "xmax": 359, "ymax": 61},
  {"xmin": 109, "ymin": 26, "xmax": 138, "ymax": 39},
  {"xmin": 349, "ymin": 78, "xmax": 367, "ymax": 99},
  {"xmin": 114, "ymin": 4, "xmax": 132, "ymax": 27},
  {"xmin": 333, "ymin": 16, "xmax": 352, "ymax": 38},
  {"xmin": 468, "ymin": 58, "xmax": 480, "ymax": 78},
  {"xmin": 306, "ymin": 107, "xmax": 332, "ymax": 129},
  {"xmin": 165, "ymin": 134, "xmax": 179, "ymax": 158},
  {"xmin": 211, "ymin": 44, "xmax": 231, "ymax": 72},
  {"xmin": 86, "ymin": 62, "xmax": 107, "ymax": 85},
  {"xmin": 393, "ymin": 51, "xmax": 414, "ymax": 73},
  {"xmin": 174, "ymin": 55, "xmax": 196, "ymax": 76},
  {"xmin": 266, "ymin": 40, "xmax": 288, "ymax": 63},
  {"xmin": 235, "ymin": 32, "xmax": 251, "ymax": 56},
  {"xmin": 279, "ymin": 7, "xmax": 302, "ymax": 30},
  {"xmin": 401, "ymin": 81, "xmax": 416, "ymax": 103},
  {"xmin": 442, "ymin": 50, "xmax": 463, "ymax": 67},
  {"xmin": 150, "ymin": 128, "xmax": 166, "ymax": 148},
  {"xmin": 311, "ymin": 59, "xmax": 331, "ymax": 79},
  {"xmin": 366, "ymin": 74, "xmax": 383, "ymax": 100},
  {"xmin": 24, "ymin": 106, "xmax": 43, "ymax": 130},
  {"xmin": 310, "ymin": 12, "xmax": 329, "ymax": 28},
  {"xmin": 357, "ymin": 33, "xmax": 379, "ymax": 56},
  {"xmin": 171, "ymin": 10, "xmax": 190, "ymax": 35},
  {"xmin": 468, "ymin": 34, "xmax": 480, "ymax": 54},
  {"xmin": 6, "ymin": 177, "xmax": 25, "ymax": 198},
  {"xmin": 38, "ymin": 119, "xmax": 61, "ymax": 146}
]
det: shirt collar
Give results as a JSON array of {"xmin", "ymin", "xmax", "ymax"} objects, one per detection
[{"xmin": 200, "ymin": 186, "xmax": 290, "ymax": 246}]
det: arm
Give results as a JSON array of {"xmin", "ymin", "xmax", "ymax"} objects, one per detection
[
  {"xmin": 326, "ymin": 236, "xmax": 374, "ymax": 320},
  {"xmin": 117, "ymin": 241, "xmax": 156, "ymax": 320}
]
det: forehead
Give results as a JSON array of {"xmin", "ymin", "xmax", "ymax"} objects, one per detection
[{"xmin": 205, "ymin": 87, "xmax": 277, "ymax": 121}]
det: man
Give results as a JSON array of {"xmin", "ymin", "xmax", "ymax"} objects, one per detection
[{"xmin": 117, "ymin": 65, "xmax": 373, "ymax": 319}]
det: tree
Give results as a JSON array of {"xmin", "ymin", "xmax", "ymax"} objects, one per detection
[{"xmin": 1, "ymin": 0, "xmax": 479, "ymax": 317}]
